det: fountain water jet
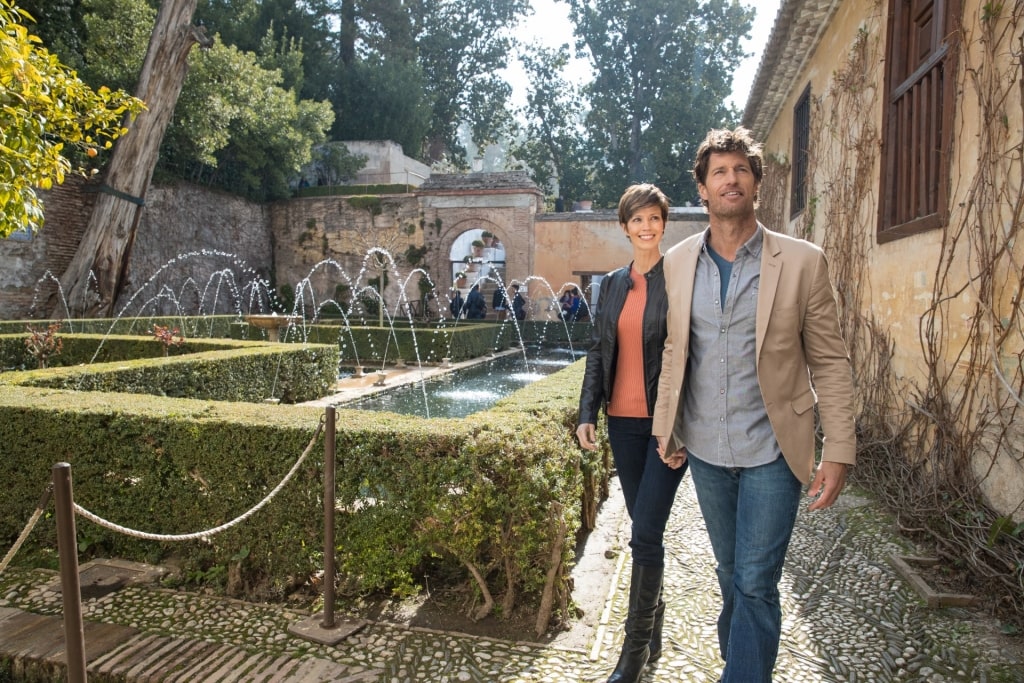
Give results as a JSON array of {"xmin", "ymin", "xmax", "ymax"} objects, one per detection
[{"xmin": 14, "ymin": 247, "xmax": 596, "ymax": 410}]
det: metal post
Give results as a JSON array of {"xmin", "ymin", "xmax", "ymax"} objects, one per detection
[
  {"xmin": 53, "ymin": 462, "xmax": 87, "ymax": 683},
  {"xmin": 321, "ymin": 406, "xmax": 336, "ymax": 629}
]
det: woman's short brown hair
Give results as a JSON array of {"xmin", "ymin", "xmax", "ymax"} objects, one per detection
[{"xmin": 617, "ymin": 183, "xmax": 670, "ymax": 225}]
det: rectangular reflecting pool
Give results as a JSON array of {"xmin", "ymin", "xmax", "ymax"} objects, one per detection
[{"xmin": 340, "ymin": 347, "xmax": 585, "ymax": 418}]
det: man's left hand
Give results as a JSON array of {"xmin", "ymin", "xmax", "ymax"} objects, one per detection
[{"xmin": 807, "ymin": 461, "xmax": 847, "ymax": 511}]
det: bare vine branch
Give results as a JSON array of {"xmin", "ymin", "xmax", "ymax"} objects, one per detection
[{"xmin": 805, "ymin": 4, "xmax": 1024, "ymax": 625}]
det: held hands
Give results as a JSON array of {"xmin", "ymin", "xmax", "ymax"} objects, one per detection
[
  {"xmin": 807, "ymin": 461, "xmax": 848, "ymax": 511},
  {"xmin": 656, "ymin": 436, "xmax": 687, "ymax": 470},
  {"xmin": 576, "ymin": 423, "xmax": 598, "ymax": 451}
]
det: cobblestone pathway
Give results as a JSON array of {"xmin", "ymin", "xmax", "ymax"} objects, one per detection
[{"xmin": 2, "ymin": 478, "xmax": 1022, "ymax": 682}]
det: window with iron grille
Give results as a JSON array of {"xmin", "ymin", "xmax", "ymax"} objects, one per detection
[
  {"xmin": 878, "ymin": 0, "xmax": 959, "ymax": 242},
  {"xmin": 791, "ymin": 84, "xmax": 811, "ymax": 218}
]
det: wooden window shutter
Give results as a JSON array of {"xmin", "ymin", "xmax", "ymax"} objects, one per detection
[{"xmin": 878, "ymin": 0, "xmax": 958, "ymax": 242}]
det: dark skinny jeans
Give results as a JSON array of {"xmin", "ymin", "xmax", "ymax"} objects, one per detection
[{"xmin": 607, "ymin": 416, "xmax": 687, "ymax": 567}]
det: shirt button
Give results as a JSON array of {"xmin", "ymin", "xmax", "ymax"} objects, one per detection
[{"xmin": 720, "ymin": 327, "xmax": 725, "ymax": 333}]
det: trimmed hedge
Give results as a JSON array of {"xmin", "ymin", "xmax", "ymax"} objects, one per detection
[
  {"xmin": 0, "ymin": 387, "xmax": 329, "ymax": 594},
  {"xmin": 0, "ymin": 316, "xmax": 243, "ymax": 339},
  {"xmin": 0, "ymin": 357, "xmax": 607, "ymax": 632},
  {"xmin": 1, "ymin": 333, "xmax": 241, "ymax": 369},
  {"xmin": 0, "ymin": 334, "xmax": 339, "ymax": 404},
  {"xmin": 293, "ymin": 184, "xmax": 413, "ymax": 198},
  {"xmin": 1, "ymin": 316, "xmax": 592, "ymax": 366},
  {"xmin": 518, "ymin": 318, "xmax": 593, "ymax": 347},
  {"xmin": 231, "ymin": 320, "xmax": 517, "ymax": 365}
]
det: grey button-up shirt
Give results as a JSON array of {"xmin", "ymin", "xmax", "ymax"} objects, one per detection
[{"xmin": 677, "ymin": 227, "xmax": 781, "ymax": 468}]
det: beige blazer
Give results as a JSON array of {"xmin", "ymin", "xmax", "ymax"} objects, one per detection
[{"xmin": 652, "ymin": 226, "xmax": 856, "ymax": 485}]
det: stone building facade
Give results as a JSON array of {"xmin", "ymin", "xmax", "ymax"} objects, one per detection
[
  {"xmin": 743, "ymin": 0, "xmax": 1024, "ymax": 517},
  {"xmin": 1, "ymin": 172, "xmax": 707, "ymax": 323}
]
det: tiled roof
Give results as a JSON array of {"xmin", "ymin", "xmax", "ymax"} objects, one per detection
[
  {"xmin": 741, "ymin": 0, "xmax": 843, "ymax": 139},
  {"xmin": 418, "ymin": 171, "xmax": 540, "ymax": 193}
]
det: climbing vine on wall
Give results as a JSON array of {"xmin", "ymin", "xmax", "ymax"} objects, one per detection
[
  {"xmin": 758, "ymin": 153, "xmax": 790, "ymax": 233},
  {"xmin": 806, "ymin": 5, "xmax": 1024, "ymax": 623},
  {"xmin": 807, "ymin": 24, "xmax": 880, "ymax": 410}
]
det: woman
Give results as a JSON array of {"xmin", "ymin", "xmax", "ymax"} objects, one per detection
[
  {"xmin": 576, "ymin": 184, "xmax": 687, "ymax": 683},
  {"xmin": 558, "ymin": 287, "xmax": 575, "ymax": 319},
  {"xmin": 510, "ymin": 283, "xmax": 527, "ymax": 321}
]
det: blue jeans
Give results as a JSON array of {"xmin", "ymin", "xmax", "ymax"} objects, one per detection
[
  {"xmin": 686, "ymin": 454, "xmax": 802, "ymax": 683},
  {"xmin": 607, "ymin": 416, "xmax": 686, "ymax": 567}
]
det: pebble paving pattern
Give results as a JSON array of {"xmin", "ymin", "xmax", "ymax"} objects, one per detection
[{"xmin": 2, "ymin": 478, "xmax": 1022, "ymax": 682}]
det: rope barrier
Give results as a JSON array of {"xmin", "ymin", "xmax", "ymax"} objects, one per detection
[
  {"xmin": 73, "ymin": 417, "xmax": 325, "ymax": 543},
  {"xmin": 0, "ymin": 484, "xmax": 54, "ymax": 575}
]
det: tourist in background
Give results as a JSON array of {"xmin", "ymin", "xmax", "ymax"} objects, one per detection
[
  {"xmin": 493, "ymin": 284, "xmax": 508, "ymax": 320},
  {"xmin": 465, "ymin": 284, "xmax": 487, "ymax": 319},
  {"xmin": 654, "ymin": 127, "xmax": 856, "ymax": 682},
  {"xmin": 558, "ymin": 287, "xmax": 574, "ymax": 319},
  {"xmin": 558, "ymin": 287, "xmax": 579, "ymax": 321},
  {"xmin": 576, "ymin": 184, "xmax": 687, "ymax": 683},
  {"xmin": 449, "ymin": 288, "xmax": 465, "ymax": 319},
  {"xmin": 510, "ymin": 283, "xmax": 527, "ymax": 321}
]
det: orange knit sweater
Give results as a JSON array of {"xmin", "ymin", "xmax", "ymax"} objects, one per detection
[{"xmin": 608, "ymin": 269, "xmax": 649, "ymax": 417}]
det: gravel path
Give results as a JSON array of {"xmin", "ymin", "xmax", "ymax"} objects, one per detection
[{"xmin": 2, "ymin": 477, "xmax": 1022, "ymax": 682}]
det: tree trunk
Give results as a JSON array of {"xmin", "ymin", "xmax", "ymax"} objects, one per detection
[{"xmin": 54, "ymin": 0, "xmax": 211, "ymax": 319}]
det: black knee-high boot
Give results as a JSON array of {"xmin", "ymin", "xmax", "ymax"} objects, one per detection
[
  {"xmin": 606, "ymin": 564, "xmax": 663, "ymax": 683},
  {"xmin": 647, "ymin": 591, "xmax": 666, "ymax": 664}
]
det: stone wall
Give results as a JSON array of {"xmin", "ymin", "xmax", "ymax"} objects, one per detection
[
  {"xmin": 0, "ymin": 178, "xmax": 270, "ymax": 320},
  {"xmin": 343, "ymin": 140, "xmax": 431, "ymax": 187},
  {"xmin": 532, "ymin": 208, "xmax": 707, "ymax": 316},
  {"xmin": 751, "ymin": 0, "xmax": 1024, "ymax": 519},
  {"xmin": 2, "ymin": 177, "xmax": 704, "ymax": 326},
  {"xmin": 0, "ymin": 175, "xmax": 98, "ymax": 320},
  {"xmin": 118, "ymin": 181, "xmax": 271, "ymax": 316},
  {"xmin": 269, "ymin": 193, "xmax": 424, "ymax": 317}
]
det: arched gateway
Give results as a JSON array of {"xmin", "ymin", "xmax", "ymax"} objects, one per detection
[
  {"xmin": 416, "ymin": 172, "xmax": 541, "ymax": 299},
  {"xmin": 2, "ymin": 170, "xmax": 707, "ymax": 322}
]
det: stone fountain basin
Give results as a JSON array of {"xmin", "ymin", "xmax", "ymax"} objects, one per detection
[
  {"xmin": 244, "ymin": 314, "xmax": 301, "ymax": 342},
  {"xmin": 244, "ymin": 314, "xmax": 300, "ymax": 329}
]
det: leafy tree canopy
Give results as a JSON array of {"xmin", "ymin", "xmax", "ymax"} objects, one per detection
[
  {"xmin": 0, "ymin": 0, "xmax": 144, "ymax": 238},
  {"xmin": 79, "ymin": 0, "xmax": 156, "ymax": 93},
  {"xmin": 510, "ymin": 43, "xmax": 595, "ymax": 207},
  {"xmin": 161, "ymin": 36, "xmax": 334, "ymax": 200},
  {"xmin": 411, "ymin": 0, "xmax": 529, "ymax": 164},
  {"xmin": 15, "ymin": 0, "xmax": 85, "ymax": 71},
  {"xmin": 564, "ymin": 0, "xmax": 753, "ymax": 207},
  {"xmin": 19, "ymin": 0, "xmax": 756, "ymax": 208},
  {"xmin": 35, "ymin": 0, "xmax": 333, "ymax": 202},
  {"xmin": 195, "ymin": 0, "xmax": 335, "ymax": 99},
  {"xmin": 331, "ymin": 56, "xmax": 431, "ymax": 157}
]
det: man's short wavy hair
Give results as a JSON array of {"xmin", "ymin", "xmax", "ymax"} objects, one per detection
[
  {"xmin": 617, "ymin": 183, "xmax": 670, "ymax": 226},
  {"xmin": 692, "ymin": 127, "xmax": 765, "ymax": 190}
]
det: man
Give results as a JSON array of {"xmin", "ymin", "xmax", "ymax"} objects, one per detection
[
  {"xmin": 465, "ymin": 284, "xmax": 487, "ymax": 319},
  {"xmin": 492, "ymin": 283, "xmax": 508, "ymax": 321},
  {"xmin": 653, "ymin": 127, "xmax": 856, "ymax": 682},
  {"xmin": 560, "ymin": 287, "xmax": 583, "ymax": 322}
]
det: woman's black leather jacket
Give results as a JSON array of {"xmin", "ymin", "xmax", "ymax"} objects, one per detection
[{"xmin": 577, "ymin": 257, "xmax": 668, "ymax": 425}]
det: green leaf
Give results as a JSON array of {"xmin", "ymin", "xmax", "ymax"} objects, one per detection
[{"xmin": 987, "ymin": 516, "xmax": 1017, "ymax": 547}]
